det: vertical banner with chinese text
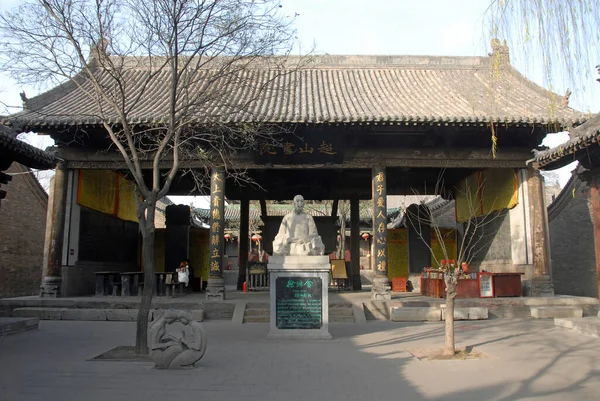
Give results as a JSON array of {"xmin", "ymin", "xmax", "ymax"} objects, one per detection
[
  {"xmin": 373, "ymin": 166, "xmax": 388, "ymax": 276},
  {"xmin": 209, "ymin": 167, "xmax": 225, "ymax": 277}
]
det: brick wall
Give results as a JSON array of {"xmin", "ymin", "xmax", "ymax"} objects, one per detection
[
  {"xmin": 0, "ymin": 163, "xmax": 48, "ymax": 298},
  {"xmin": 465, "ymin": 210, "xmax": 513, "ymax": 271},
  {"xmin": 549, "ymin": 178, "xmax": 598, "ymax": 297}
]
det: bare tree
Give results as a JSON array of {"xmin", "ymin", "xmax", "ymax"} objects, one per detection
[
  {"xmin": 0, "ymin": 0, "xmax": 298, "ymax": 354},
  {"xmin": 407, "ymin": 171, "xmax": 505, "ymax": 356}
]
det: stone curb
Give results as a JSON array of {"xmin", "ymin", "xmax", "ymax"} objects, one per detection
[
  {"xmin": 441, "ymin": 307, "xmax": 489, "ymax": 320},
  {"xmin": 555, "ymin": 317, "xmax": 600, "ymax": 338},
  {"xmin": 390, "ymin": 307, "xmax": 441, "ymax": 322},
  {"xmin": 531, "ymin": 306, "xmax": 583, "ymax": 319},
  {"xmin": 12, "ymin": 308, "xmax": 204, "ymax": 322},
  {"xmin": 231, "ymin": 301, "xmax": 246, "ymax": 325},
  {"xmin": 0, "ymin": 317, "xmax": 39, "ymax": 336},
  {"xmin": 353, "ymin": 304, "xmax": 367, "ymax": 324}
]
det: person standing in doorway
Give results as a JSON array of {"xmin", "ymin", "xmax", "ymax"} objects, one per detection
[{"xmin": 177, "ymin": 261, "xmax": 190, "ymax": 288}]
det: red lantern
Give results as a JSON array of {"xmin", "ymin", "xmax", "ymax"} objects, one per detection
[
  {"xmin": 251, "ymin": 234, "xmax": 262, "ymax": 244},
  {"xmin": 361, "ymin": 233, "xmax": 370, "ymax": 241},
  {"xmin": 224, "ymin": 233, "xmax": 232, "ymax": 241},
  {"xmin": 441, "ymin": 259, "xmax": 447, "ymax": 266}
]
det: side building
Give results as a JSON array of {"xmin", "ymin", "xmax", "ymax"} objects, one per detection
[
  {"xmin": 0, "ymin": 163, "xmax": 49, "ymax": 297},
  {"xmin": 0, "ymin": 126, "xmax": 56, "ymax": 298},
  {"xmin": 547, "ymin": 166, "xmax": 597, "ymax": 297}
]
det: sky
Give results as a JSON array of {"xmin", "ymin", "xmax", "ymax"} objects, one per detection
[{"xmin": 2, "ymin": 0, "xmax": 598, "ymax": 194}]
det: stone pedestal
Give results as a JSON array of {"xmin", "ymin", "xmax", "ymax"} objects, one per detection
[
  {"xmin": 40, "ymin": 276, "xmax": 61, "ymax": 297},
  {"xmin": 371, "ymin": 276, "xmax": 392, "ymax": 300},
  {"xmin": 205, "ymin": 277, "xmax": 226, "ymax": 301},
  {"xmin": 267, "ymin": 255, "xmax": 331, "ymax": 340},
  {"xmin": 531, "ymin": 275, "xmax": 555, "ymax": 297}
]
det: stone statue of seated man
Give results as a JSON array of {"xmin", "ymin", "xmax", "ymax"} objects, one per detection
[{"xmin": 272, "ymin": 194, "xmax": 325, "ymax": 256}]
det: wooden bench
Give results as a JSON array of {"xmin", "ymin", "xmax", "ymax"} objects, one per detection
[
  {"xmin": 165, "ymin": 282, "xmax": 187, "ymax": 297},
  {"xmin": 94, "ymin": 271, "xmax": 121, "ymax": 296},
  {"xmin": 120, "ymin": 272, "xmax": 143, "ymax": 296},
  {"xmin": 247, "ymin": 262, "xmax": 269, "ymax": 291}
]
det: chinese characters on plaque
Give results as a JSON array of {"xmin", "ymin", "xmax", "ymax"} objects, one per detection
[
  {"xmin": 208, "ymin": 169, "xmax": 225, "ymax": 275},
  {"xmin": 254, "ymin": 132, "xmax": 344, "ymax": 164},
  {"xmin": 373, "ymin": 168, "xmax": 388, "ymax": 275}
]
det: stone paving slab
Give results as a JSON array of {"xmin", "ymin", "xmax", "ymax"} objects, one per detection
[{"xmin": 1, "ymin": 319, "xmax": 600, "ymax": 400}]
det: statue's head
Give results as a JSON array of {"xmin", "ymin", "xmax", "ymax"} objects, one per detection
[{"xmin": 293, "ymin": 194, "xmax": 304, "ymax": 213}]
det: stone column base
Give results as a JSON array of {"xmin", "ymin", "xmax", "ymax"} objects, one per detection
[
  {"xmin": 40, "ymin": 276, "xmax": 61, "ymax": 297},
  {"xmin": 531, "ymin": 275, "xmax": 555, "ymax": 297},
  {"xmin": 371, "ymin": 276, "xmax": 391, "ymax": 300},
  {"xmin": 205, "ymin": 276, "xmax": 226, "ymax": 301}
]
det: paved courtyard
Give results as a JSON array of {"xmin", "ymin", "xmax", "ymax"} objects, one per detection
[{"xmin": 1, "ymin": 319, "xmax": 599, "ymax": 401}]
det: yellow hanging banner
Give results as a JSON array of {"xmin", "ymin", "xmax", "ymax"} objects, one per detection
[
  {"xmin": 77, "ymin": 170, "xmax": 118, "ymax": 215},
  {"xmin": 77, "ymin": 170, "xmax": 139, "ymax": 222},
  {"xmin": 455, "ymin": 169, "xmax": 518, "ymax": 222},
  {"xmin": 117, "ymin": 174, "xmax": 139, "ymax": 222}
]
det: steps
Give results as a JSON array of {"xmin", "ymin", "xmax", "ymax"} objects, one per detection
[
  {"xmin": 243, "ymin": 302, "xmax": 270, "ymax": 323},
  {"xmin": 242, "ymin": 302, "xmax": 357, "ymax": 323},
  {"xmin": 329, "ymin": 303, "xmax": 356, "ymax": 323}
]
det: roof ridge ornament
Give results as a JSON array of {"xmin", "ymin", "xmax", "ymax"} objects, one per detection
[
  {"xmin": 90, "ymin": 37, "xmax": 110, "ymax": 63},
  {"xmin": 489, "ymin": 38, "xmax": 510, "ymax": 65},
  {"xmin": 560, "ymin": 89, "xmax": 572, "ymax": 108}
]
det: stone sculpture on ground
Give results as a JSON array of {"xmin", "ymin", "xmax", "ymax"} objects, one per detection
[
  {"xmin": 149, "ymin": 309, "xmax": 207, "ymax": 369},
  {"xmin": 272, "ymin": 194, "xmax": 325, "ymax": 256}
]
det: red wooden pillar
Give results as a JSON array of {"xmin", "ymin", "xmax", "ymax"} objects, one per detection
[{"xmin": 527, "ymin": 166, "xmax": 554, "ymax": 296}]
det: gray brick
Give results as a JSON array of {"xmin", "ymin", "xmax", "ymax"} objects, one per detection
[{"xmin": 0, "ymin": 163, "xmax": 48, "ymax": 298}]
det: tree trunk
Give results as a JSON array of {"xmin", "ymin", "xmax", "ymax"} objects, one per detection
[
  {"xmin": 444, "ymin": 272, "xmax": 458, "ymax": 356},
  {"xmin": 135, "ymin": 222, "xmax": 156, "ymax": 355}
]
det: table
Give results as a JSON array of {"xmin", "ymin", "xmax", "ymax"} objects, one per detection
[
  {"xmin": 493, "ymin": 273, "xmax": 524, "ymax": 297},
  {"xmin": 94, "ymin": 271, "xmax": 121, "ymax": 296},
  {"xmin": 420, "ymin": 270, "xmax": 479, "ymax": 298}
]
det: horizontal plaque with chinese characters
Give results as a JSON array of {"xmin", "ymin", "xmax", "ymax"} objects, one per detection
[
  {"xmin": 276, "ymin": 277, "xmax": 322, "ymax": 329},
  {"xmin": 254, "ymin": 132, "xmax": 343, "ymax": 164}
]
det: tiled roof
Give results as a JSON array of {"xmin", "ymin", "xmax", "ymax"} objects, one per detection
[
  {"xmin": 193, "ymin": 203, "xmax": 401, "ymax": 225},
  {"xmin": 536, "ymin": 113, "xmax": 600, "ymax": 169},
  {"xmin": 389, "ymin": 197, "xmax": 456, "ymax": 229},
  {"xmin": 10, "ymin": 54, "xmax": 586, "ymax": 129},
  {"xmin": 0, "ymin": 130, "xmax": 56, "ymax": 169}
]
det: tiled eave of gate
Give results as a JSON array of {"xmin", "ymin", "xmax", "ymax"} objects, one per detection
[
  {"xmin": 193, "ymin": 204, "xmax": 401, "ymax": 226},
  {"xmin": 8, "ymin": 54, "xmax": 587, "ymax": 133},
  {"xmin": 0, "ymin": 130, "xmax": 56, "ymax": 170},
  {"xmin": 535, "ymin": 113, "xmax": 600, "ymax": 170}
]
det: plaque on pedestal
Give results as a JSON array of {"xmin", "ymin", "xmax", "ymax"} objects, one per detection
[{"xmin": 267, "ymin": 255, "xmax": 331, "ymax": 340}]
